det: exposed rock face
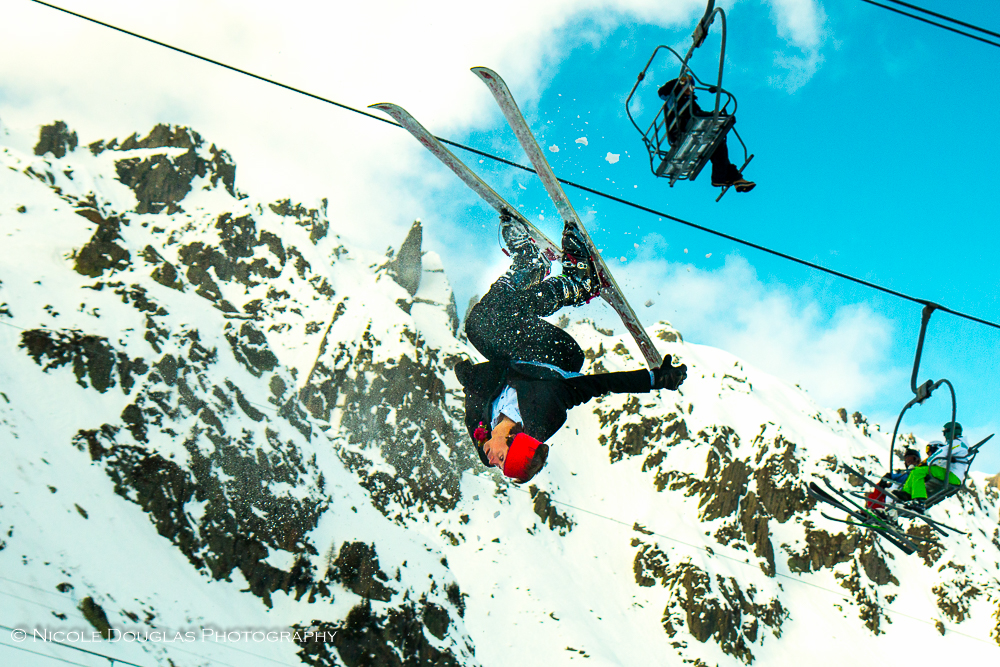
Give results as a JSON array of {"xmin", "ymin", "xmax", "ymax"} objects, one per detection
[
  {"xmin": 528, "ymin": 485, "xmax": 574, "ymax": 535},
  {"xmin": 328, "ymin": 542, "xmax": 396, "ymax": 602},
  {"xmin": 633, "ymin": 537, "xmax": 786, "ymax": 664},
  {"xmin": 35, "ymin": 120, "xmax": 78, "ymax": 158},
  {"xmin": 385, "ymin": 220, "xmax": 423, "ymax": 297},
  {"xmin": 295, "ymin": 599, "xmax": 465, "ymax": 667}
]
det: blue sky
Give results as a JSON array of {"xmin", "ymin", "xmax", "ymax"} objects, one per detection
[
  {"xmin": 432, "ymin": 0, "xmax": 1000, "ymax": 472},
  {"xmin": 2, "ymin": 0, "xmax": 998, "ymax": 471}
]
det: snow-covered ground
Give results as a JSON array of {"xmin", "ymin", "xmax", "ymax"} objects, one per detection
[{"xmin": 1, "ymin": 120, "xmax": 998, "ymax": 666}]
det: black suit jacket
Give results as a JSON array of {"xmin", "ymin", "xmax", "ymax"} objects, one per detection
[{"xmin": 455, "ymin": 360, "xmax": 652, "ymax": 468}]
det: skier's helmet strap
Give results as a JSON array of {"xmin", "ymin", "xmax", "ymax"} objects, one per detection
[
  {"xmin": 942, "ymin": 421, "xmax": 963, "ymax": 438},
  {"xmin": 503, "ymin": 433, "xmax": 547, "ymax": 482}
]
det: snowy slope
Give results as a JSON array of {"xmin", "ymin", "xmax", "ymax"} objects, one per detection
[{"xmin": 0, "ymin": 121, "xmax": 998, "ymax": 667}]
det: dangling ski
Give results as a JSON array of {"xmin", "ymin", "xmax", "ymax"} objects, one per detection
[
  {"xmin": 369, "ymin": 103, "xmax": 561, "ymax": 262},
  {"xmin": 837, "ymin": 464, "xmax": 966, "ymax": 536},
  {"xmin": 470, "ymin": 67, "xmax": 662, "ymax": 370},
  {"xmin": 807, "ymin": 480, "xmax": 920, "ymax": 554}
]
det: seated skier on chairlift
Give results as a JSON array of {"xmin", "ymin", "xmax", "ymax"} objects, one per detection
[
  {"xmin": 865, "ymin": 447, "xmax": 920, "ymax": 511},
  {"xmin": 892, "ymin": 421, "xmax": 971, "ymax": 514},
  {"xmin": 454, "ymin": 214, "xmax": 687, "ymax": 483},
  {"xmin": 657, "ymin": 75, "xmax": 755, "ymax": 193}
]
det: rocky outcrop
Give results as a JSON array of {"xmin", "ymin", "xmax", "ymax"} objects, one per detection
[
  {"xmin": 312, "ymin": 327, "xmax": 476, "ymax": 519},
  {"xmin": 89, "ymin": 124, "xmax": 237, "ymax": 214},
  {"xmin": 72, "ymin": 209, "xmax": 131, "ymax": 277},
  {"xmin": 634, "ymin": 539, "xmax": 786, "ymax": 665},
  {"xmin": 295, "ymin": 599, "xmax": 466, "ymax": 667},
  {"xmin": 528, "ymin": 485, "xmax": 575, "ymax": 535},
  {"xmin": 20, "ymin": 328, "xmax": 145, "ymax": 394},
  {"xmin": 384, "ymin": 220, "xmax": 423, "ymax": 297},
  {"xmin": 35, "ymin": 120, "xmax": 78, "ymax": 159}
]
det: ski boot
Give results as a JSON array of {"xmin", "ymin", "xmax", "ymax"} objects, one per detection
[
  {"xmin": 500, "ymin": 210, "xmax": 550, "ymax": 290},
  {"xmin": 558, "ymin": 220, "xmax": 601, "ymax": 306}
]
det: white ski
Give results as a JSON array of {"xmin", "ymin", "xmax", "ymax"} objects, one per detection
[
  {"xmin": 369, "ymin": 102, "xmax": 560, "ymax": 262},
  {"xmin": 470, "ymin": 67, "xmax": 662, "ymax": 369}
]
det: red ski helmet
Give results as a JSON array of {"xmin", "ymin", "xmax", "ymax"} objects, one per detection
[{"xmin": 503, "ymin": 432, "xmax": 548, "ymax": 483}]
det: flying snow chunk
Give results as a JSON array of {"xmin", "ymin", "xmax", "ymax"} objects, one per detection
[
  {"xmin": 548, "ymin": 145, "xmax": 560, "ymax": 153},
  {"xmin": 705, "ymin": 253, "xmax": 712, "ymax": 258},
  {"xmin": 620, "ymin": 256, "xmax": 627, "ymax": 262},
  {"xmin": 576, "ymin": 137, "xmax": 588, "ymax": 146},
  {"xmin": 645, "ymin": 300, "xmax": 654, "ymax": 307},
  {"xmin": 606, "ymin": 153, "xmax": 620, "ymax": 164},
  {"xmin": 633, "ymin": 243, "xmax": 639, "ymax": 249}
]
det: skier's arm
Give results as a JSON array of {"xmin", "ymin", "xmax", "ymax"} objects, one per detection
[{"xmin": 558, "ymin": 369, "xmax": 655, "ymax": 409}]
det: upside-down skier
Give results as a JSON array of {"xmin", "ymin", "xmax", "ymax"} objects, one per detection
[{"xmin": 454, "ymin": 213, "xmax": 688, "ymax": 483}]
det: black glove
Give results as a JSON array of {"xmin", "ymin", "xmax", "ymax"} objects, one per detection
[{"xmin": 652, "ymin": 354, "xmax": 687, "ymax": 391}]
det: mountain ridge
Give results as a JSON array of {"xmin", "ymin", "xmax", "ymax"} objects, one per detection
[{"xmin": 1, "ymin": 120, "xmax": 998, "ymax": 666}]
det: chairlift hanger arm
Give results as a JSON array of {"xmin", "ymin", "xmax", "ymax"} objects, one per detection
[
  {"xmin": 910, "ymin": 302, "xmax": 940, "ymax": 397},
  {"xmin": 886, "ymin": 302, "xmax": 959, "ymax": 478},
  {"xmin": 692, "ymin": 0, "xmax": 716, "ymax": 48},
  {"xmin": 678, "ymin": 1, "xmax": 727, "ymax": 115}
]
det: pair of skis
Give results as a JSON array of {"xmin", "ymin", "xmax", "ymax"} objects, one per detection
[
  {"xmin": 371, "ymin": 67, "xmax": 662, "ymax": 370},
  {"xmin": 808, "ymin": 463, "xmax": 969, "ymax": 555},
  {"xmin": 808, "ymin": 479, "xmax": 920, "ymax": 555}
]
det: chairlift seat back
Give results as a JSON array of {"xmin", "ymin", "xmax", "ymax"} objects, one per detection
[{"xmin": 653, "ymin": 112, "xmax": 735, "ymax": 182}]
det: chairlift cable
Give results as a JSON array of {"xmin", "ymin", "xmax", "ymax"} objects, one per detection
[
  {"xmin": 24, "ymin": 1, "xmax": 1000, "ymax": 333},
  {"xmin": 857, "ymin": 0, "xmax": 1000, "ymax": 48},
  {"xmin": 0, "ymin": 622, "xmax": 151, "ymax": 667},
  {"xmin": 878, "ymin": 0, "xmax": 1000, "ymax": 39}
]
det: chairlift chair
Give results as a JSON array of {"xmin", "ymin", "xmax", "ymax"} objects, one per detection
[
  {"xmin": 886, "ymin": 304, "xmax": 993, "ymax": 508},
  {"xmin": 625, "ymin": 0, "xmax": 753, "ymax": 201}
]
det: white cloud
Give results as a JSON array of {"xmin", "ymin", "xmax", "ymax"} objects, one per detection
[
  {"xmin": 768, "ymin": 49, "xmax": 825, "ymax": 93},
  {"xmin": 594, "ymin": 240, "xmax": 905, "ymax": 411},
  {"xmin": 766, "ymin": 0, "xmax": 826, "ymax": 49},
  {"xmin": 0, "ymin": 0, "xmax": 705, "ymax": 255},
  {"xmin": 763, "ymin": 0, "xmax": 828, "ymax": 92}
]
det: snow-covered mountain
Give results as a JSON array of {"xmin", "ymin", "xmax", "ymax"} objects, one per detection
[{"xmin": 1, "ymin": 121, "xmax": 998, "ymax": 667}]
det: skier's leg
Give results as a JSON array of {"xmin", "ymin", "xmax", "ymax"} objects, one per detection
[
  {"xmin": 530, "ymin": 219, "xmax": 602, "ymax": 311},
  {"xmin": 515, "ymin": 317, "xmax": 585, "ymax": 373},
  {"xmin": 465, "ymin": 278, "xmax": 584, "ymax": 371},
  {"xmin": 710, "ymin": 135, "xmax": 755, "ymax": 192},
  {"xmin": 500, "ymin": 211, "xmax": 550, "ymax": 290},
  {"xmin": 901, "ymin": 466, "xmax": 931, "ymax": 499},
  {"xmin": 465, "ymin": 279, "xmax": 522, "ymax": 362},
  {"xmin": 928, "ymin": 465, "xmax": 961, "ymax": 486},
  {"xmin": 709, "ymin": 137, "xmax": 741, "ymax": 185}
]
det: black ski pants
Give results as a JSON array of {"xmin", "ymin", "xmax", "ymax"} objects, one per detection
[
  {"xmin": 465, "ymin": 277, "xmax": 585, "ymax": 374},
  {"xmin": 708, "ymin": 136, "xmax": 741, "ymax": 183}
]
